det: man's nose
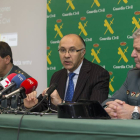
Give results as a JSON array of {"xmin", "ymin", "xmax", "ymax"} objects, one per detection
[
  {"xmin": 64, "ymin": 50, "xmax": 70, "ymax": 57},
  {"xmin": 131, "ymin": 49, "xmax": 137, "ymax": 57}
]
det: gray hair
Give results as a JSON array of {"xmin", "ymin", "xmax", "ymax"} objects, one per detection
[{"xmin": 132, "ymin": 28, "xmax": 140, "ymax": 39}]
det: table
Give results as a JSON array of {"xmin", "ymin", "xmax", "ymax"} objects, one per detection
[{"xmin": 0, "ymin": 114, "xmax": 140, "ymax": 140}]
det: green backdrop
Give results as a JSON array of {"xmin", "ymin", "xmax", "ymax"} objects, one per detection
[{"xmin": 46, "ymin": 0, "xmax": 139, "ymax": 96}]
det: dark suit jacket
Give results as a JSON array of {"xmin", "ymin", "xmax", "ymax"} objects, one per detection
[
  {"xmin": 102, "ymin": 68, "xmax": 140, "ymax": 107},
  {"xmin": 34, "ymin": 58, "xmax": 110, "ymax": 112}
]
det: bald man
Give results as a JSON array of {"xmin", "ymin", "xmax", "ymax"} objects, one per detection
[{"xmin": 24, "ymin": 34, "xmax": 110, "ymax": 112}]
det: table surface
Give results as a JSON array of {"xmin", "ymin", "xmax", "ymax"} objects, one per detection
[{"xmin": 0, "ymin": 113, "xmax": 139, "ymax": 140}]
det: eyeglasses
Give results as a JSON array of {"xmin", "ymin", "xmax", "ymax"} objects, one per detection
[{"xmin": 58, "ymin": 48, "xmax": 84, "ymax": 55}]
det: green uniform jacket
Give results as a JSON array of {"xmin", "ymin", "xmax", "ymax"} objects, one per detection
[
  {"xmin": 1, "ymin": 65, "xmax": 30, "ymax": 109},
  {"xmin": 102, "ymin": 68, "xmax": 140, "ymax": 107}
]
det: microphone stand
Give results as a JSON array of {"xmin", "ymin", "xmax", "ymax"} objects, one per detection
[
  {"xmin": 6, "ymin": 89, "xmax": 14, "ymax": 113},
  {"xmin": 7, "ymin": 97, "xmax": 12, "ymax": 109},
  {"xmin": 0, "ymin": 100, "xmax": 5, "ymax": 114},
  {"xmin": 2, "ymin": 97, "xmax": 13, "ymax": 114},
  {"xmin": 14, "ymin": 91, "xmax": 27, "ymax": 114},
  {"xmin": 40, "ymin": 95, "xmax": 57, "ymax": 114},
  {"xmin": 16, "ymin": 94, "xmax": 22, "ymax": 111}
]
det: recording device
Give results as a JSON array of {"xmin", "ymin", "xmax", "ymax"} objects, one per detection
[
  {"xmin": 1, "ymin": 77, "xmax": 38, "ymax": 100},
  {"xmin": 0, "ymin": 73, "xmax": 17, "ymax": 91},
  {"xmin": 58, "ymin": 100, "xmax": 111, "ymax": 119},
  {"xmin": 0, "ymin": 73, "xmax": 26, "ymax": 97}
]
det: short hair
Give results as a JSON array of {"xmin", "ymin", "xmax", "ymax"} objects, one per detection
[
  {"xmin": 78, "ymin": 35, "xmax": 86, "ymax": 48},
  {"xmin": 132, "ymin": 28, "xmax": 140, "ymax": 39},
  {"xmin": 0, "ymin": 41, "xmax": 13, "ymax": 63}
]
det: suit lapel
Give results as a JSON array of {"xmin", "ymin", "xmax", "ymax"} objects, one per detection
[
  {"xmin": 72, "ymin": 59, "xmax": 91, "ymax": 101},
  {"xmin": 58, "ymin": 69, "xmax": 68, "ymax": 100}
]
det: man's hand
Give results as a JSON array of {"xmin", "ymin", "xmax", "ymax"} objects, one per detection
[
  {"xmin": 105, "ymin": 99, "xmax": 125, "ymax": 119},
  {"xmin": 42, "ymin": 88, "xmax": 49, "ymax": 97},
  {"xmin": 105, "ymin": 99, "xmax": 135, "ymax": 119},
  {"xmin": 42, "ymin": 88, "xmax": 62, "ymax": 106},
  {"xmin": 24, "ymin": 91, "xmax": 38, "ymax": 109},
  {"xmin": 116, "ymin": 104, "xmax": 134, "ymax": 119}
]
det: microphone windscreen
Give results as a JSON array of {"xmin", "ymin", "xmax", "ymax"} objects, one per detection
[
  {"xmin": 20, "ymin": 77, "xmax": 38, "ymax": 94},
  {"xmin": 7, "ymin": 73, "xmax": 17, "ymax": 81},
  {"xmin": 11, "ymin": 74, "xmax": 26, "ymax": 88},
  {"xmin": 47, "ymin": 83, "xmax": 57, "ymax": 96},
  {"xmin": 0, "ymin": 73, "xmax": 17, "ymax": 88}
]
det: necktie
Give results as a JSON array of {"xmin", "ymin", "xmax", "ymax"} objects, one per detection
[{"xmin": 65, "ymin": 73, "xmax": 75, "ymax": 101}]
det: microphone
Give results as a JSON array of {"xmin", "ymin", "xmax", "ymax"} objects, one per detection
[
  {"xmin": 25, "ymin": 83, "xmax": 57, "ymax": 113},
  {"xmin": 44, "ymin": 83, "xmax": 58, "ymax": 98},
  {"xmin": 0, "ymin": 73, "xmax": 26, "ymax": 97},
  {"xmin": 2, "ymin": 77, "xmax": 38, "ymax": 100},
  {"xmin": 0, "ymin": 73, "xmax": 17, "ymax": 91}
]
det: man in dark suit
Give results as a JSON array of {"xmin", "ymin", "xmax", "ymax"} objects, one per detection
[
  {"xmin": 0, "ymin": 41, "xmax": 30, "ymax": 108},
  {"xmin": 102, "ymin": 28, "xmax": 140, "ymax": 119},
  {"xmin": 24, "ymin": 34, "xmax": 110, "ymax": 111}
]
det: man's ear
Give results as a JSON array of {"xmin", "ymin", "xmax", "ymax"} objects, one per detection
[
  {"xmin": 81, "ymin": 49, "xmax": 86, "ymax": 58},
  {"xmin": 4, "ymin": 55, "xmax": 11, "ymax": 64}
]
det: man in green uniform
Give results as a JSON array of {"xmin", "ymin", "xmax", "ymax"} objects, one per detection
[{"xmin": 0, "ymin": 41, "xmax": 30, "ymax": 109}]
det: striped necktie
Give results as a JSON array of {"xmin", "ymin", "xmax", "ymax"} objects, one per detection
[{"xmin": 65, "ymin": 73, "xmax": 75, "ymax": 101}]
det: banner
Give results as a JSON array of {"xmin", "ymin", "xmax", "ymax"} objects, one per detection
[{"xmin": 46, "ymin": 0, "xmax": 138, "ymax": 96}]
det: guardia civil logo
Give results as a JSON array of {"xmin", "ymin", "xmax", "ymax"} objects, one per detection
[
  {"xmin": 132, "ymin": 11, "xmax": 140, "ymax": 33},
  {"xmin": 118, "ymin": 42, "xmax": 128, "ymax": 63},
  {"xmin": 47, "ymin": 0, "xmax": 56, "ymax": 18},
  {"xmin": 86, "ymin": 0, "xmax": 105, "ymax": 14},
  {"xmin": 99, "ymin": 14, "xmax": 119, "ymax": 41},
  {"xmin": 91, "ymin": 0, "xmax": 100, "ymax": 8},
  {"xmin": 78, "ymin": 17, "xmax": 88, "ymax": 36},
  {"xmin": 47, "ymin": 46, "xmax": 52, "ymax": 65},
  {"xmin": 62, "ymin": 0, "xmax": 79, "ymax": 17},
  {"xmin": 113, "ymin": 0, "xmax": 132, "ymax": 12},
  {"xmin": 66, "ymin": 0, "xmax": 75, "ymax": 11},
  {"xmin": 46, "ymin": 46, "xmax": 56, "ymax": 71},
  {"xmin": 54, "ymin": 19, "xmax": 63, "ymax": 38},
  {"xmin": 91, "ymin": 44, "xmax": 101, "ymax": 64},
  {"xmin": 104, "ymin": 14, "xmax": 114, "ymax": 35},
  {"xmin": 118, "ymin": 0, "xmax": 128, "ymax": 5},
  {"xmin": 113, "ymin": 42, "xmax": 133, "ymax": 70},
  {"xmin": 109, "ymin": 72, "xmax": 115, "ymax": 93},
  {"xmin": 47, "ymin": 0, "xmax": 52, "ymax": 13}
]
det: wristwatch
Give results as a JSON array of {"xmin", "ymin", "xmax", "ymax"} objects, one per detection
[{"xmin": 132, "ymin": 106, "xmax": 140, "ymax": 119}]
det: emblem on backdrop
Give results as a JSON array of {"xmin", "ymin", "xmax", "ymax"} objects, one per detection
[
  {"xmin": 104, "ymin": 14, "xmax": 114, "ymax": 35},
  {"xmin": 47, "ymin": 46, "xmax": 52, "ymax": 65},
  {"xmin": 78, "ymin": 17, "xmax": 88, "ymax": 36},
  {"xmin": 109, "ymin": 72, "xmax": 115, "ymax": 92},
  {"xmin": 54, "ymin": 19, "xmax": 63, "ymax": 38},
  {"xmin": 118, "ymin": 0, "xmax": 128, "ymax": 5},
  {"xmin": 91, "ymin": 44, "xmax": 101, "ymax": 64},
  {"xmin": 132, "ymin": 11, "xmax": 140, "ymax": 33},
  {"xmin": 66, "ymin": 0, "xmax": 75, "ymax": 11},
  {"xmin": 91, "ymin": 0, "xmax": 100, "ymax": 8},
  {"xmin": 47, "ymin": 0, "xmax": 52, "ymax": 13},
  {"xmin": 118, "ymin": 42, "xmax": 128, "ymax": 63}
]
